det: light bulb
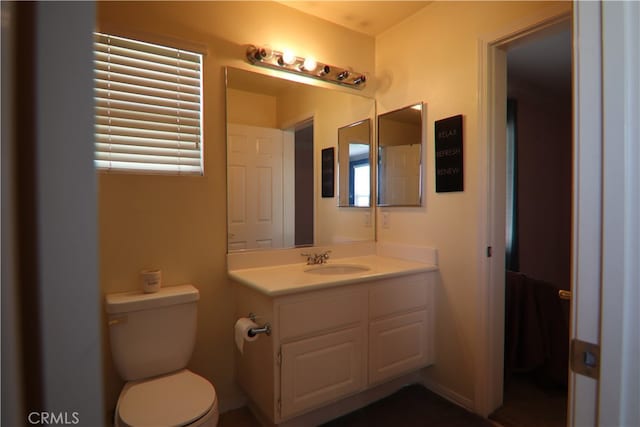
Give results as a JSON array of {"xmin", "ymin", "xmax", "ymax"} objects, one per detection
[
  {"xmin": 302, "ymin": 57, "xmax": 317, "ymax": 72},
  {"xmin": 282, "ymin": 50, "xmax": 296, "ymax": 65}
]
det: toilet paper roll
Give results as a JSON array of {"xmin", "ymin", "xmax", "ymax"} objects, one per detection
[{"xmin": 234, "ymin": 317, "xmax": 259, "ymax": 354}]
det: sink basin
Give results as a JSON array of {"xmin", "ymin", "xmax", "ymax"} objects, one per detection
[{"xmin": 304, "ymin": 264, "xmax": 371, "ymax": 275}]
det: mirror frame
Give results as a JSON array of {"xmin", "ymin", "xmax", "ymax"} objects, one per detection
[
  {"xmin": 376, "ymin": 102, "xmax": 424, "ymax": 207},
  {"xmin": 337, "ymin": 118, "xmax": 372, "ymax": 208}
]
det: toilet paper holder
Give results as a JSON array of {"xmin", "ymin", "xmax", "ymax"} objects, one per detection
[{"xmin": 248, "ymin": 312, "xmax": 271, "ymax": 337}]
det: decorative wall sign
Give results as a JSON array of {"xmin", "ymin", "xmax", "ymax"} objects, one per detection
[
  {"xmin": 321, "ymin": 147, "xmax": 335, "ymax": 198},
  {"xmin": 435, "ymin": 115, "xmax": 464, "ymax": 192}
]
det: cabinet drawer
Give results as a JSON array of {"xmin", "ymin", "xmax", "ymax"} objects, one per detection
[
  {"xmin": 278, "ymin": 288, "xmax": 365, "ymax": 341},
  {"xmin": 280, "ymin": 326, "xmax": 365, "ymax": 419},
  {"xmin": 369, "ymin": 275, "xmax": 427, "ymax": 319},
  {"xmin": 369, "ymin": 309, "xmax": 430, "ymax": 385}
]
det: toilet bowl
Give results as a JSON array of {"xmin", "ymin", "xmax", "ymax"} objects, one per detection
[
  {"xmin": 115, "ymin": 370, "xmax": 218, "ymax": 427},
  {"xmin": 107, "ymin": 285, "xmax": 218, "ymax": 427}
]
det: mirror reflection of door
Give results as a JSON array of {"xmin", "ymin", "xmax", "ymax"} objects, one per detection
[
  {"xmin": 378, "ymin": 144, "xmax": 421, "ymax": 206},
  {"xmin": 227, "ymin": 124, "xmax": 284, "ymax": 251}
]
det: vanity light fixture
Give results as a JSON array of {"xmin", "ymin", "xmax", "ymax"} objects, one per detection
[
  {"xmin": 246, "ymin": 44, "xmax": 367, "ymax": 89},
  {"xmin": 302, "ymin": 57, "xmax": 317, "ymax": 72}
]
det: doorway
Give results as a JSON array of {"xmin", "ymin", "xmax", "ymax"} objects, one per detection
[
  {"xmin": 489, "ymin": 21, "xmax": 572, "ymax": 427},
  {"xmin": 293, "ymin": 122, "xmax": 314, "ymax": 246}
]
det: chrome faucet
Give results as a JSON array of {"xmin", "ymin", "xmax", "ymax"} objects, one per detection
[{"xmin": 301, "ymin": 250, "xmax": 331, "ymax": 265}]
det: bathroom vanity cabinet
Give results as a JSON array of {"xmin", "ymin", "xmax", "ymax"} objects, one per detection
[{"xmin": 234, "ymin": 271, "xmax": 435, "ymax": 425}]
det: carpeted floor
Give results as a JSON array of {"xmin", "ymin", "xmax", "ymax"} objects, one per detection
[{"xmin": 220, "ymin": 384, "xmax": 493, "ymax": 427}]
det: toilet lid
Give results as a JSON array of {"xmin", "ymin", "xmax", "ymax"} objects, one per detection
[{"xmin": 119, "ymin": 370, "xmax": 215, "ymax": 427}]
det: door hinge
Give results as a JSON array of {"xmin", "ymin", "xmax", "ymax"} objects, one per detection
[
  {"xmin": 487, "ymin": 246, "xmax": 492, "ymax": 257},
  {"xmin": 277, "ymin": 348, "xmax": 282, "ymax": 367},
  {"xmin": 277, "ymin": 398, "xmax": 282, "ymax": 416},
  {"xmin": 571, "ymin": 338, "xmax": 600, "ymax": 379}
]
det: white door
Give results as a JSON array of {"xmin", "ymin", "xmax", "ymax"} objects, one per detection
[
  {"xmin": 227, "ymin": 124, "xmax": 284, "ymax": 251},
  {"xmin": 579, "ymin": 2, "xmax": 640, "ymax": 425}
]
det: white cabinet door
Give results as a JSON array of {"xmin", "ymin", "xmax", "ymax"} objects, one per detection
[
  {"xmin": 280, "ymin": 326, "xmax": 365, "ymax": 419},
  {"xmin": 369, "ymin": 309, "xmax": 430, "ymax": 385}
]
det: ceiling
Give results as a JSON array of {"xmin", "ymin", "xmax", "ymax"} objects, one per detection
[
  {"xmin": 507, "ymin": 22, "xmax": 572, "ymax": 95},
  {"xmin": 263, "ymin": 3, "xmax": 572, "ymax": 95},
  {"xmin": 276, "ymin": 1, "xmax": 431, "ymax": 36}
]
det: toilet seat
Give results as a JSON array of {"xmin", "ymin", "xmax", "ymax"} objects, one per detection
[{"xmin": 117, "ymin": 369, "xmax": 216, "ymax": 427}]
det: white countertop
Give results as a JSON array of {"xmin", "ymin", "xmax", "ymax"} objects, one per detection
[{"xmin": 228, "ymin": 254, "xmax": 438, "ymax": 297}]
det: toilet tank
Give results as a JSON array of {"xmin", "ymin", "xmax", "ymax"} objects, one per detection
[{"xmin": 106, "ymin": 284, "xmax": 199, "ymax": 381}]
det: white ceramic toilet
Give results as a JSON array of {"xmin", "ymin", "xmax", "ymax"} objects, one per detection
[{"xmin": 106, "ymin": 284, "xmax": 218, "ymax": 427}]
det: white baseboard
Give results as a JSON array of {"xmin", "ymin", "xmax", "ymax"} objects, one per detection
[{"xmin": 421, "ymin": 375, "xmax": 475, "ymax": 414}]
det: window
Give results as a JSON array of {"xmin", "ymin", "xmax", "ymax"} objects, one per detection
[
  {"xmin": 505, "ymin": 99, "xmax": 519, "ymax": 271},
  {"xmin": 94, "ymin": 32, "xmax": 203, "ymax": 174},
  {"xmin": 350, "ymin": 161, "xmax": 370, "ymax": 207}
]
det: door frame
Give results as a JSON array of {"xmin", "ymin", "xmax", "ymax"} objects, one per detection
[
  {"xmin": 475, "ymin": 2, "xmax": 573, "ymax": 418},
  {"xmin": 478, "ymin": 2, "xmax": 640, "ymax": 424}
]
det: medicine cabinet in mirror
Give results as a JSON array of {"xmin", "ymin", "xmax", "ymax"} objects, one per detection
[
  {"xmin": 337, "ymin": 119, "xmax": 372, "ymax": 208},
  {"xmin": 377, "ymin": 103, "xmax": 424, "ymax": 207},
  {"xmin": 225, "ymin": 67, "xmax": 376, "ymax": 252}
]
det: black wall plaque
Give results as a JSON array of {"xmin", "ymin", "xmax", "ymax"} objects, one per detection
[
  {"xmin": 435, "ymin": 115, "xmax": 464, "ymax": 192},
  {"xmin": 321, "ymin": 147, "xmax": 335, "ymax": 198}
]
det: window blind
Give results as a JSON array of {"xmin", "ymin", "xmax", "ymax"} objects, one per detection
[{"xmin": 94, "ymin": 32, "xmax": 203, "ymax": 174}]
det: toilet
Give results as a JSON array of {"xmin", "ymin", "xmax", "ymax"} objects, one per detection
[{"xmin": 106, "ymin": 284, "xmax": 218, "ymax": 427}]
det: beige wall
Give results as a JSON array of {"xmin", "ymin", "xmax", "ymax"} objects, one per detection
[
  {"xmin": 97, "ymin": 1, "xmax": 374, "ymax": 418},
  {"xmin": 375, "ymin": 1, "xmax": 570, "ymax": 402}
]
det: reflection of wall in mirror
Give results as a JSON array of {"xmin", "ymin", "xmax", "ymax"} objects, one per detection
[
  {"xmin": 227, "ymin": 88, "xmax": 277, "ymax": 128},
  {"xmin": 277, "ymin": 86, "xmax": 375, "ymax": 245},
  {"xmin": 379, "ymin": 118, "xmax": 421, "ymax": 146}
]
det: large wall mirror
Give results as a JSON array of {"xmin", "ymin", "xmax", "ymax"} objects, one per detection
[
  {"xmin": 226, "ymin": 67, "xmax": 376, "ymax": 252},
  {"xmin": 377, "ymin": 103, "xmax": 424, "ymax": 207},
  {"xmin": 338, "ymin": 119, "xmax": 371, "ymax": 207}
]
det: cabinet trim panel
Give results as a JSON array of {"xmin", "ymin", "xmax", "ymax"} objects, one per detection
[{"xmin": 280, "ymin": 326, "xmax": 366, "ymax": 419}]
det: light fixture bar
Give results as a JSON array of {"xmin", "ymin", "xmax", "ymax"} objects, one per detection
[{"xmin": 246, "ymin": 45, "xmax": 367, "ymax": 89}]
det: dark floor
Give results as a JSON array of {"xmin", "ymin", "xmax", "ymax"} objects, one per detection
[
  {"xmin": 220, "ymin": 384, "xmax": 493, "ymax": 427},
  {"xmin": 489, "ymin": 373, "xmax": 567, "ymax": 427},
  {"xmin": 218, "ymin": 406, "xmax": 261, "ymax": 427},
  {"xmin": 322, "ymin": 384, "xmax": 493, "ymax": 427}
]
